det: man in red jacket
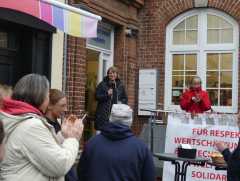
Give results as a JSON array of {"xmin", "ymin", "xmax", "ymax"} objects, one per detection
[{"xmin": 180, "ymin": 76, "xmax": 211, "ymax": 113}]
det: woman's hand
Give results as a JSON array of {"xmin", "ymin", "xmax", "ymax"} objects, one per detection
[
  {"xmin": 108, "ymin": 89, "xmax": 113, "ymax": 96},
  {"xmin": 61, "ymin": 117, "xmax": 84, "ymax": 141},
  {"xmin": 216, "ymin": 141, "xmax": 228, "ymax": 152},
  {"xmin": 192, "ymin": 96, "xmax": 201, "ymax": 103}
]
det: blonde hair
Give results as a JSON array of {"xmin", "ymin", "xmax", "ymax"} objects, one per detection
[
  {"xmin": 107, "ymin": 66, "xmax": 118, "ymax": 75},
  {"xmin": 0, "ymin": 84, "xmax": 12, "ymax": 98}
]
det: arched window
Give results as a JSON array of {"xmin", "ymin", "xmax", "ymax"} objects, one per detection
[{"xmin": 164, "ymin": 9, "xmax": 239, "ymax": 113}]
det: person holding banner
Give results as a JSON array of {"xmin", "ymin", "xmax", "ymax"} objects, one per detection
[{"xmin": 180, "ymin": 76, "xmax": 211, "ymax": 114}]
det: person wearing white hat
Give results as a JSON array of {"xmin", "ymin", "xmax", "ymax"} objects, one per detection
[{"xmin": 77, "ymin": 104, "xmax": 155, "ymax": 181}]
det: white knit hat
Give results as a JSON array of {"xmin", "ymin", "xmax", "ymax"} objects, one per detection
[{"xmin": 109, "ymin": 104, "xmax": 133, "ymax": 126}]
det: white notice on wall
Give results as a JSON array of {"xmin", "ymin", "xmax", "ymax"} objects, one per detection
[{"xmin": 138, "ymin": 69, "xmax": 158, "ymax": 115}]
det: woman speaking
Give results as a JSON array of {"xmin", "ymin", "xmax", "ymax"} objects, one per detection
[{"xmin": 95, "ymin": 66, "xmax": 128, "ymax": 130}]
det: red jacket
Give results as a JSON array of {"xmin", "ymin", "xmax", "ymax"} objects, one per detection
[{"xmin": 180, "ymin": 88, "xmax": 211, "ymax": 113}]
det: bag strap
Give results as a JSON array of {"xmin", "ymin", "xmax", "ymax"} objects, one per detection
[
  {"xmin": 4, "ymin": 116, "xmax": 33, "ymax": 143},
  {"xmin": 25, "ymin": 113, "xmax": 60, "ymax": 145}
]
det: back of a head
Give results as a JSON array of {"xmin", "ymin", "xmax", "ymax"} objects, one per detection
[
  {"xmin": 109, "ymin": 104, "xmax": 133, "ymax": 127},
  {"xmin": 12, "ymin": 74, "xmax": 49, "ymax": 108}
]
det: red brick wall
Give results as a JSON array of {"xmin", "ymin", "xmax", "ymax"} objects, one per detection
[
  {"xmin": 138, "ymin": 0, "xmax": 194, "ymax": 113},
  {"xmin": 114, "ymin": 26, "xmax": 139, "ymax": 134},
  {"xmin": 114, "ymin": 26, "xmax": 138, "ymax": 106},
  {"xmin": 66, "ymin": 36, "xmax": 87, "ymax": 116}
]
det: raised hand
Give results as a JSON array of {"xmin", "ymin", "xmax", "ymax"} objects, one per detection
[{"xmin": 61, "ymin": 117, "xmax": 84, "ymax": 141}]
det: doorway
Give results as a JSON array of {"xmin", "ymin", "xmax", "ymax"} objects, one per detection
[
  {"xmin": 0, "ymin": 9, "xmax": 54, "ymax": 86},
  {"xmin": 84, "ymin": 23, "xmax": 114, "ymax": 141},
  {"xmin": 85, "ymin": 49, "xmax": 100, "ymax": 117},
  {"xmin": 84, "ymin": 49, "xmax": 100, "ymax": 141}
]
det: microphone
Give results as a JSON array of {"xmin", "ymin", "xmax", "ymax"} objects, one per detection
[{"xmin": 110, "ymin": 80, "xmax": 116, "ymax": 89}]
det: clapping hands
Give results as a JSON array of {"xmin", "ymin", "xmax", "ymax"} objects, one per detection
[{"xmin": 61, "ymin": 115, "xmax": 84, "ymax": 141}]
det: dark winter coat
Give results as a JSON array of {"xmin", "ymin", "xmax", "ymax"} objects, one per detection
[
  {"xmin": 222, "ymin": 139, "xmax": 240, "ymax": 181},
  {"xmin": 95, "ymin": 77, "xmax": 128, "ymax": 130},
  {"xmin": 77, "ymin": 123, "xmax": 155, "ymax": 181}
]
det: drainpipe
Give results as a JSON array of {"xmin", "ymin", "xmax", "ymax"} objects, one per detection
[
  {"xmin": 123, "ymin": 26, "xmax": 128, "ymax": 90},
  {"xmin": 62, "ymin": 0, "xmax": 68, "ymax": 93}
]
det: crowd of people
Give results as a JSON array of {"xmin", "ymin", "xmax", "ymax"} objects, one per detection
[
  {"xmin": 0, "ymin": 67, "xmax": 155, "ymax": 181},
  {"xmin": 0, "ymin": 74, "xmax": 83, "ymax": 181},
  {"xmin": 0, "ymin": 68, "xmax": 239, "ymax": 181}
]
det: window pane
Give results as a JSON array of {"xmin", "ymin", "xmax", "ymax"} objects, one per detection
[
  {"xmin": 172, "ymin": 55, "xmax": 184, "ymax": 70},
  {"xmin": 0, "ymin": 32, "xmax": 7, "ymax": 48},
  {"xmin": 207, "ymin": 54, "xmax": 219, "ymax": 70},
  {"xmin": 220, "ymin": 18, "xmax": 232, "ymax": 28},
  {"xmin": 221, "ymin": 29, "xmax": 233, "ymax": 43},
  {"xmin": 186, "ymin": 75, "xmax": 196, "ymax": 87},
  {"xmin": 207, "ymin": 89, "xmax": 219, "ymax": 106},
  {"xmin": 220, "ymin": 90, "xmax": 232, "ymax": 106},
  {"xmin": 221, "ymin": 53, "xmax": 232, "ymax": 70},
  {"xmin": 186, "ymin": 30, "xmax": 197, "ymax": 44},
  {"xmin": 208, "ymin": 15, "xmax": 220, "ymax": 29},
  {"xmin": 185, "ymin": 71, "xmax": 197, "ymax": 76},
  {"xmin": 174, "ymin": 21, "xmax": 185, "ymax": 30},
  {"xmin": 172, "ymin": 76, "xmax": 184, "ymax": 87},
  {"xmin": 207, "ymin": 29, "xmax": 219, "ymax": 44},
  {"xmin": 207, "ymin": 71, "xmax": 219, "ymax": 88},
  {"xmin": 172, "ymin": 71, "xmax": 184, "ymax": 76},
  {"xmin": 173, "ymin": 31, "xmax": 185, "ymax": 44},
  {"xmin": 207, "ymin": 14, "xmax": 233, "ymax": 44},
  {"xmin": 186, "ymin": 16, "xmax": 198, "ymax": 29},
  {"xmin": 185, "ymin": 54, "xmax": 197, "ymax": 70},
  {"xmin": 172, "ymin": 89, "xmax": 183, "ymax": 105},
  {"xmin": 220, "ymin": 71, "xmax": 232, "ymax": 88}
]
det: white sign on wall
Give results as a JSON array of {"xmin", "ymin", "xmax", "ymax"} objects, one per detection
[
  {"xmin": 163, "ymin": 113, "xmax": 239, "ymax": 181},
  {"xmin": 138, "ymin": 69, "xmax": 158, "ymax": 115}
]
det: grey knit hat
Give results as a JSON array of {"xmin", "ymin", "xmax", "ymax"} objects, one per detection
[{"xmin": 109, "ymin": 104, "xmax": 133, "ymax": 127}]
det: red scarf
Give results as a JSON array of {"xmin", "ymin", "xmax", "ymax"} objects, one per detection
[{"xmin": 0, "ymin": 98, "xmax": 42, "ymax": 116}]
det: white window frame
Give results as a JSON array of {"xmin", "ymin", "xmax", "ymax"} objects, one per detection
[
  {"xmin": 87, "ymin": 22, "xmax": 114, "ymax": 83},
  {"xmin": 164, "ymin": 9, "xmax": 239, "ymax": 113}
]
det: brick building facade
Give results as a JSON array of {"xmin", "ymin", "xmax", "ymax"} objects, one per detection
[
  {"xmin": 65, "ymin": 0, "xmax": 144, "ymax": 136},
  {"xmin": 138, "ymin": 0, "xmax": 240, "ymax": 113},
  {"xmin": 65, "ymin": 0, "xmax": 240, "ymax": 136}
]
